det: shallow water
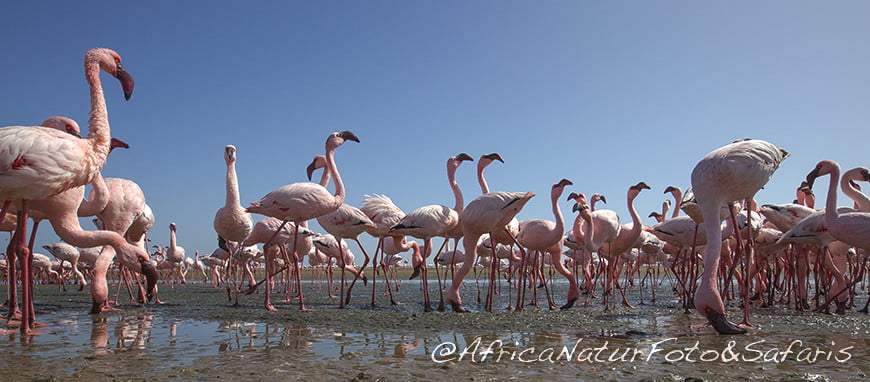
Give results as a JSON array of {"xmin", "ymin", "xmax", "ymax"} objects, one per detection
[{"xmin": 1, "ymin": 279, "xmax": 868, "ymax": 381}]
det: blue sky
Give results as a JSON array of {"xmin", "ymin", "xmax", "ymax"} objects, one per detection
[{"xmin": 2, "ymin": 1, "xmax": 869, "ymax": 263}]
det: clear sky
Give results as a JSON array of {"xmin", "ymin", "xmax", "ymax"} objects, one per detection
[{"xmin": 2, "ymin": 1, "xmax": 869, "ymax": 264}]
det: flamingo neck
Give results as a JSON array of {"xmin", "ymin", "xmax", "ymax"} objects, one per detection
[
  {"xmin": 477, "ymin": 164, "xmax": 490, "ymax": 194},
  {"xmin": 49, "ymin": 207, "xmax": 126, "ymax": 250},
  {"xmin": 325, "ymin": 141, "xmax": 345, "ymax": 208},
  {"xmin": 170, "ymin": 227, "xmax": 178, "ymax": 249},
  {"xmin": 551, "ymin": 188, "xmax": 564, "ymax": 235},
  {"xmin": 824, "ymin": 164, "xmax": 841, "ymax": 228},
  {"xmin": 841, "ymin": 170, "xmax": 870, "ymax": 212},
  {"xmin": 77, "ymin": 173, "xmax": 108, "ymax": 217},
  {"xmin": 670, "ymin": 189, "xmax": 682, "ymax": 218},
  {"xmin": 225, "ymin": 160, "xmax": 242, "ymax": 207},
  {"xmin": 581, "ymin": 213, "xmax": 595, "ymax": 251},
  {"xmin": 84, "ymin": 58, "xmax": 111, "ymax": 175},
  {"xmin": 448, "ymin": 163, "xmax": 464, "ymax": 212},
  {"xmin": 318, "ymin": 165, "xmax": 331, "ymax": 188}
]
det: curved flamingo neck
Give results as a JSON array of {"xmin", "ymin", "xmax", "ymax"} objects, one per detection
[
  {"xmin": 477, "ymin": 163, "xmax": 490, "ymax": 194},
  {"xmin": 842, "ymin": 169, "xmax": 870, "ymax": 212},
  {"xmin": 78, "ymin": 173, "xmax": 108, "ymax": 216},
  {"xmin": 551, "ymin": 187, "xmax": 565, "ymax": 234},
  {"xmin": 170, "ymin": 226, "xmax": 178, "ymax": 249},
  {"xmin": 580, "ymin": 211, "xmax": 595, "ymax": 251},
  {"xmin": 325, "ymin": 140, "xmax": 346, "ymax": 208},
  {"xmin": 670, "ymin": 189, "xmax": 682, "ymax": 218},
  {"xmin": 226, "ymin": 159, "xmax": 242, "ymax": 207},
  {"xmin": 824, "ymin": 163, "xmax": 841, "ymax": 228},
  {"xmin": 448, "ymin": 162, "xmax": 464, "ymax": 212},
  {"xmin": 84, "ymin": 56, "xmax": 111, "ymax": 173}
]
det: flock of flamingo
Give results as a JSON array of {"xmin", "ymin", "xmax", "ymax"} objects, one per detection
[{"xmin": 1, "ymin": 48, "xmax": 869, "ymax": 337}]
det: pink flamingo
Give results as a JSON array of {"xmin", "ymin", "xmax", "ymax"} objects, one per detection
[
  {"xmin": 690, "ymin": 139, "xmax": 788, "ymax": 334},
  {"xmin": 246, "ymin": 131, "xmax": 359, "ymax": 310},
  {"xmin": 214, "ymin": 145, "xmax": 254, "ymax": 251},
  {"xmin": 360, "ymin": 194, "xmax": 406, "ymax": 305},
  {"xmin": 569, "ymin": 190, "xmax": 622, "ymax": 309},
  {"xmin": 806, "ymin": 160, "xmax": 870, "ymax": 253},
  {"xmin": 446, "ymin": 190, "xmax": 536, "ymax": 312},
  {"xmin": 91, "ymin": 178, "xmax": 160, "ymax": 310},
  {"xmin": 42, "ymin": 242, "xmax": 87, "ymax": 291},
  {"xmin": 476, "ymin": 153, "xmax": 520, "ymax": 248},
  {"xmin": 390, "ymin": 153, "xmax": 471, "ymax": 311},
  {"xmin": 307, "ymin": 155, "xmax": 373, "ymax": 307},
  {"xmin": 516, "ymin": 179, "xmax": 578, "ymax": 310},
  {"xmin": 1, "ymin": 46, "xmax": 137, "ymax": 333},
  {"xmin": 606, "ymin": 182, "xmax": 651, "ymax": 309}
]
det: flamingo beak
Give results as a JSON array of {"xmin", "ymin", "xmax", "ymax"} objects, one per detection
[
  {"xmin": 456, "ymin": 153, "xmax": 473, "ymax": 162},
  {"xmin": 339, "ymin": 131, "xmax": 360, "ymax": 143},
  {"xmin": 306, "ymin": 160, "xmax": 317, "ymax": 181},
  {"xmin": 806, "ymin": 168, "xmax": 821, "ymax": 189},
  {"xmin": 113, "ymin": 64, "xmax": 135, "ymax": 101},
  {"xmin": 110, "ymin": 137, "xmax": 130, "ymax": 151}
]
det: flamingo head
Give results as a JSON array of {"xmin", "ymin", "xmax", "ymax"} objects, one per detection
[
  {"xmin": 224, "ymin": 145, "xmax": 237, "ymax": 163},
  {"xmin": 478, "ymin": 153, "xmax": 504, "ymax": 169},
  {"xmin": 572, "ymin": 203, "xmax": 592, "ymax": 219},
  {"xmin": 306, "ymin": 155, "xmax": 328, "ymax": 180},
  {"xmin": 806, "ymin": 160, "xmax": 837, "ymax": 189},
  {"xmin": 566, "ymin": 192, "xmax": 587, "ymax": 204},
  {"xmin": 453, "ymin": 153, "xmax": 474, "ymax": 162},
  {"xmin": 41, "ymin": 116, "xmax": 82, "ymax": 138},
  {"xmin": 663, "ymin": 185, "xmax": 680, "ymax": 195},
  {"xmin": 138, "ymin": 254, "xmax": 159, "ymax": 301},
  {"xmin": 90, "ymin": 48, "xmax": 135, "ymax": 100},
  {"xmin": 170, "ymin": 222, "xmax": 177, "ymax": 231},
  {"xmin": 555, "ymin": 179, "xmax": 573, "ymax": 188}
]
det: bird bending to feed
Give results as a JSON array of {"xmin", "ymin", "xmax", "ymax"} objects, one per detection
[{"xmin": 690, "ymin": 139, "xmax": 787, "ymax": 334}]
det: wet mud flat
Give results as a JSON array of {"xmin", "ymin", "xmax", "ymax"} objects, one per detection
[{"xmin": 1, "ymin": 280, "xmax": 868, "ymax": 381}]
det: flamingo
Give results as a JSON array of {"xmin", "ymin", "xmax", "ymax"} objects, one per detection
[
  {"xmin": 0, "ymin": 48, "xmax": 138, "ymax": 332},
  {"xmin": 606, "ymin": 182, "xmax": 652, "ymax": 309},
  {"xmin": 389, "ymin": 153, "xmax": 471, "ymax": 311},
  {"xmin": 91, "ymin": 178, "xmax": 160, "ymax": 311},
  {"xmin": 246, "ymin": 131, "xmax": 359, "ymax": 310},
  {"xmin": 690, "ymin": 139, "xmax": 787, "ymax": 334},
  {"xmin": 308, "ymin": 155, "xmax": 373, "ymax": 307},
  {"xmin": 446, "ymin": 190, "xmax": 536, "ymax": 312},
  {"xmin": 806, "ymin": 160, "xmax": 870, "ymax": 252},
  {"xmin": 476, "ymin": 153, "xmax": 520, "ymax": 245},
  {"xmin": 360, "ymin": 194, "xmax": 406, "ymax": 305},
  {"xmin": 214, "ymin": 145, "xmax": 254, "ymax": 255},
  {"xmin": 516, "ymin": 179, "xmax": 578, "ymax": 310},
  {"xmin": 569, "ymin": 189, "xmax": 622, "ymax": 310},
  {"xmin": 42, "ymin": 242, "xmax": 87, "ymax": 290}
]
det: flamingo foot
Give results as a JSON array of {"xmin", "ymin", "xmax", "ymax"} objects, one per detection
[
  {"xmin": 705, "ymin": 308, "xmax": 747, "ymax": 335},
  {"xmin": 437, "ymin": 302, "xmax": 445, "ymax": 312},
  {"xmin": 449, "ymin": 300, "xmax": 469, "ymax": 313},
  {"xmin": 505, "ymin": 305, "xmax": 514, "ymax": 311},
  {"xmin": 265, "ymin": 304, "xmax": 277, "ymax": 311},
  {"xmin": 623, "ymin": 301, "xmax": 636, "ymax": 309},
  {"xmin": 560, "ymin": 298, "xmax": 578, "ymax": 310}
]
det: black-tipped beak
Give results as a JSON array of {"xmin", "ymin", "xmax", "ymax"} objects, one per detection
[
  {"xmin": 634, "ymin": 182, "xmax": 651, "ymax": 191},
  {"xmin": 572, "ymin": 202, "xmax": 584, "ymax": 213},
  {"xmin": 110, "ymin": 137, "xmax": 130, "ymax": 151},
  {"xmin": 558, "ymin": 179, "xmax": 573, "ymax": 187},
  {"xmin": 114, "ymin": 65, "xmax": 135, "ymax": 101},
  {"xmin": 487, "ymin": 153, "xmax": 504, "ymax": 163},
  {"xmin": 664, "ymin": 186, "xmax": 677, "ymax": 194},
  {"xmin": 455, "ymin": 153, "xmax": 473, "ymax": 162},
  {"xmin": 140, "ymin": 259, "xmax": 159, "ymax": 301},
  {"xmin": 806, "ymin": 168, "xmax": 821, "ymax": 189},
  {"xmin": 306, "ymin": 160, "xmax": 317, "ymax": 181},
  {"xmin": 339, "ymin": 131, "xmax": 360, "ymax": 143}
]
